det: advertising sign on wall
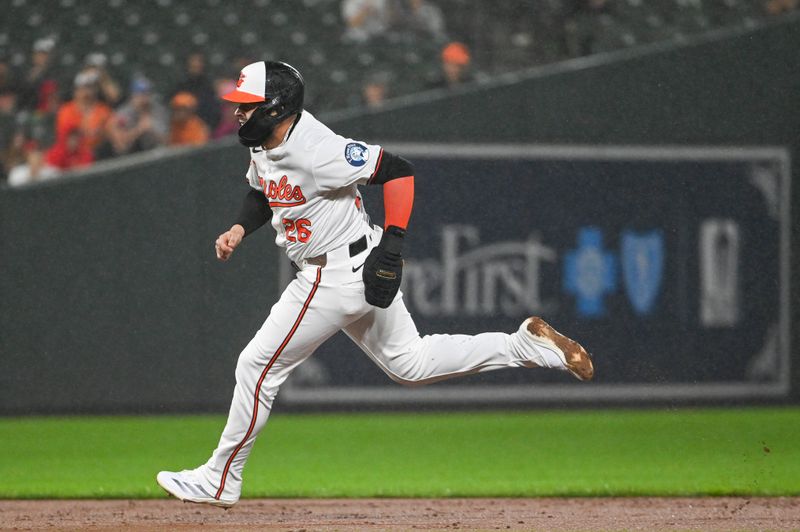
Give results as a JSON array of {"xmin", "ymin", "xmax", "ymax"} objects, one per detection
[{"xmin": 281, "ymin": 144, "xmax": 791, "ymax": 405}]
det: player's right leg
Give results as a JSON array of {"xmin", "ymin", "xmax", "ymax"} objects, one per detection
[
  {"xmin": 344, "ymin": 296, "xmax": 593, "ymax": 386},
  {"xmin": 157, "ymin": 264, "xmax": 348, "ymax": 507}
]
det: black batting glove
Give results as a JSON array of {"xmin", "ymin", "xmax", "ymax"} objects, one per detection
[{"xmin": 363, "ymin": 225, "xmax": 405, "ymax": 308}]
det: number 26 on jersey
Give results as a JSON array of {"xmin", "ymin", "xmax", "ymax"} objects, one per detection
[{"xmin": 282, "ymin": 217, "xmax": 312, "ymax": 243}]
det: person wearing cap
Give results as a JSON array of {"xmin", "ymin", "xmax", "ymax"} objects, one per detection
[
  {"xmin": 79, "ymin": 52, "xmax": 122, "ymax": 107},
  {"xmin": 428, "ymin": 41, "xmax": 475, "ymax": 89},
  {"xmin": 19, "ymin": 36, "xmax": 59, "ymax": 112},
  {"xmin": 168, "ymin": 91, "xmax": 209, "ymax": 146},
  {"xmin": 103, "ymin": 75, "xmax": 168, "ymax": 157},
  {"xmin": 54, "ymin": 70, "xmax": 112, "ymax": 157}
]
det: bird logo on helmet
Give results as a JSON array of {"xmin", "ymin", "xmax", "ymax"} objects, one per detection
[{"xmin": 222, "ymin": 61, "xmax": 305, "ymax": 148}]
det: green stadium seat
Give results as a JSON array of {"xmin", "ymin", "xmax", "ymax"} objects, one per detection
[{"xmin": 0, "ymin": 0, "xmax": 786, "ymax": 117}]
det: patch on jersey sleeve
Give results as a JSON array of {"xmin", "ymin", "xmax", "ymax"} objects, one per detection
[{"xmin": 344, "ymin": 142, "xmax": 369, "ymax": 167}]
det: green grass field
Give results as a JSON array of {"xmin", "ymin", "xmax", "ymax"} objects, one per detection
[{"xmin": 0, "ymin": 408, "xmax": 798, "ymax": 498}]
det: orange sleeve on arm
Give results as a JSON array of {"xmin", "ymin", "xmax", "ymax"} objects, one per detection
[{"xmin": 383, "ymin": 175, "xmax": 414, "ymax": 230}]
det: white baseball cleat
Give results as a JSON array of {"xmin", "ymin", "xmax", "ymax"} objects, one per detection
[
  {"xmin": 518, "ymin": 316, "xmax": 594, "ymax": 381},
  {"xmin": 156, "ymin": 469, "xmax": 238, "ymax": 509}
]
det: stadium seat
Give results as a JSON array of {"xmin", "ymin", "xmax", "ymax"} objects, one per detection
[{"xmin": 0, "ymin": 0, "xmax": 788, "ymax": 114}]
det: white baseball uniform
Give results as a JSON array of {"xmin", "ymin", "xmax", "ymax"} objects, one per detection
[{"xmin": 192, "ymin": 111, "xmax": 562, "ymax": 502}]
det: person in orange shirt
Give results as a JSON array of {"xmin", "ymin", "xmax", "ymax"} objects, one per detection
[
  {"xmin": 55, "ymin": 71, "xmax": 112, "ymax": 156},
  {"xmin": 169, "ymin": 92, "xmax": 209, "ymax": 146}
]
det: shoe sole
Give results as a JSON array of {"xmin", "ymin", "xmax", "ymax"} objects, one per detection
[
  {"xmin": 156, "ymin": 476, "xmax": 236, "ymax": 509},
  {"xmin": 525, "ymin": 317, "xmax": 594, "ymax": 381}
]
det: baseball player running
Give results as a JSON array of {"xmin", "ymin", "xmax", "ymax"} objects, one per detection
[{"xmin": 157, "ymin": 61, "xmax": 594, "ymax": 508}]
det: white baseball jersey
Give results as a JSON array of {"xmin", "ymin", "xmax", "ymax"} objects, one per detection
[
  {"xmin": 244, "ymin": 111, "xmax": 381, "ymax": 262},
  {"xmin": 179, "ymin": 106, "xmax": 576, "ymax": 507}
]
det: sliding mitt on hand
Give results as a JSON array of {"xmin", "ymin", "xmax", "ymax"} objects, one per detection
[{"xmin": 363, "ymin": 226, "xmax": 405, "ymax": 308}]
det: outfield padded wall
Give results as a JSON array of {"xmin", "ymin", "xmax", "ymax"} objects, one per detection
[
  {"xmin": 1, "ymin": 18, "xmax": 798, "ymax": 413},
  {"xmin": 0, "ymin": 145, "xmax": 279, "ymax": 414}
]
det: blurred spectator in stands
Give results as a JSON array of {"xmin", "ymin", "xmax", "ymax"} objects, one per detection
[
  {"xmin": 15, "ymin": 80, "xmax": 60, "ymax": 157},
  {"xmin": 362, "ymin": 71, "xmax": 392, "ymax": 109},
  {"xmin": 7, "ymin": 142, "xmax": 58, "ymax": 187},
  {"xmin": 0, "ymin": 86, "xmax": 19, "ymax": 176},
  {"xmin": 1, "ymin": 128, "xmax": 20, "ymax": 184},
  {"xmin": 9, "ymin": 46, "xmax": 61, "ymax": 159},
  {"xmin": 169, "ymin": 92, "xmax": 209, "ymax": 146},
  {"xmin": 18, "ymin": 37, "xmax": 59, "ymax": 112},
  {"xmin": 55, "ymin": 71, "xmax": 112, "ymax": 158},
  {"xmin": 342, "ymin": 0, "xmax": 392, "ymax": 42},
  {"xmin": 428, "ymin": 42, "xmax": 474, "ymax": 89},
  {"xmin": 213, "ymin": 79, "xmax": 240, "ymax": 139},
  {"xmin": 0, "ymin": 59, "xmax": 17, "ymax": 96},
  {"xmin": 173, "ymin": 52, "xmax": 220, "ymax": 131},
  {"xmin": 342, "ymin": 0, "xmax": 445, "ymax": 43},
  {"xmin": 765, "ymin": 0, "xmax": 798, "ymax": 14},
  {"xmin": 80, "ymin": 53, "xmax": 122, "ymax": 108},
  {"xmin": 394, "ymin": 0, "xmax": 446, "ymax": 41},
  {"xmin": 45, "ymin": 124, "xmax": 93, "ymax": 172},
  {"xmin": 102, "ymin": 75, "xmax": 168, "ymax": 157},
  {"xmin": 1, "ymin": 129, "xmax": 27, "ymax": 180}
]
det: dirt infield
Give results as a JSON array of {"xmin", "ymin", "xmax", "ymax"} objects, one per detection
[{"xmin": 1, "ymin": 498, "xmax": 799, "ymax": 531}]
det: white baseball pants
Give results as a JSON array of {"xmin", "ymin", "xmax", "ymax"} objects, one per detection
[{"xmin": 196, "ymin": 228, "xmax": 539, "ymax": 501}]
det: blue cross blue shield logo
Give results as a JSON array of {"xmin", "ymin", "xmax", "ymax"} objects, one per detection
[
  {"xmin": 620, "ymin": 230, "xmax": 664, "ymax": 315},
  {"xmin": 563, "ymin": 227, "xmax": 617, "ymax": 318}
]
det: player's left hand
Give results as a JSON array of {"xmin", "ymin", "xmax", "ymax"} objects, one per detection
[
  {"xmin": 215, "ymin": 224, "xmax": 245, "ymax": 261},
  {"xmin": 363, "ymin": 226, "xmax": 405, "ymax": 308}
]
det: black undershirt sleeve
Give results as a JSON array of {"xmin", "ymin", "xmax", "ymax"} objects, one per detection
[
  {"xmin": 234, "ymin": 189, "xmax": 272, "ymax": 237},
  {"xmin": 368, "ymin": 150, "xmax": 415, "ymax": 185}
]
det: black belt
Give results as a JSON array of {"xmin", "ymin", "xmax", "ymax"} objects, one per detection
[
  {"xmin": 292, "ymin": 235, "xmax": 368, "ymax": 270},
  {"xmin": 348, "ymin": 234, "xmax": 368, "ymax": 257}
]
